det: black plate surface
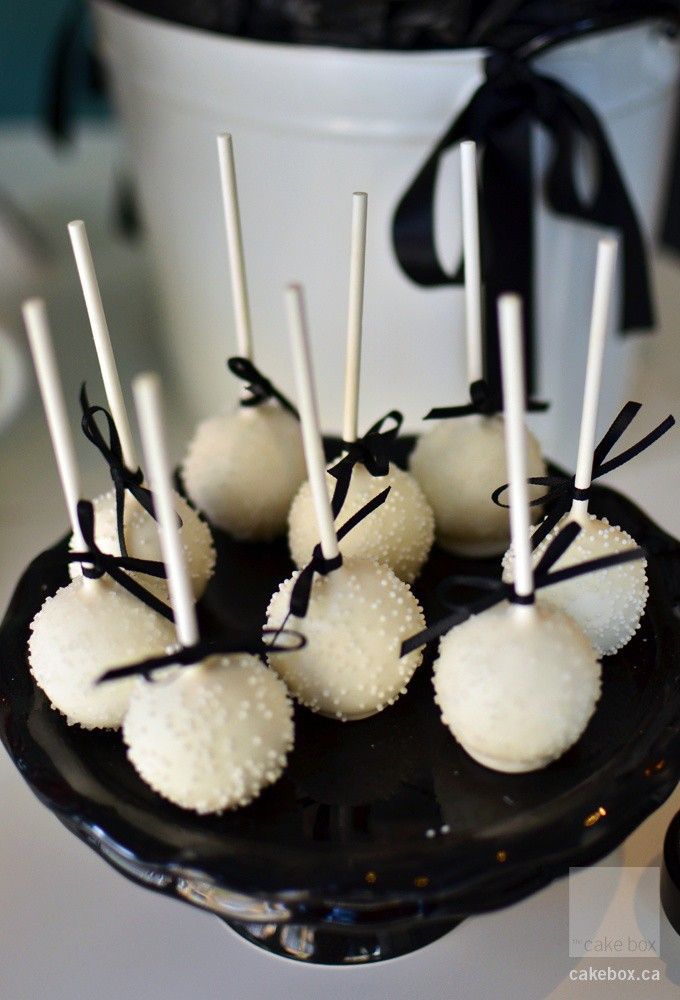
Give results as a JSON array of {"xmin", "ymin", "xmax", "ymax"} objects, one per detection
[{"xmin": 2, "ymin": 444, "xmax": 680, "ymax": 958}]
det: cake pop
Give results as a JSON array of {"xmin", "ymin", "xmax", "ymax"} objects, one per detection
[
  {"xmin": 266, "ymin": 285, "xmax": 426, "ymax": 721},
  {"xmin": 416, "ymin": 296, "xmax": 604, "ymax": 773},
  {"xmin": 408, "ymin": 141, "xmax": 547, "ymax": 557},
  {"xmin": 119, "ymin": 373, "xmax": 294, "ymax": 813},
  {"xmin": 501, "ymin": 239, "xmax": 672, "ymax": 655},
  {"xmin": 182, "ymin": 134, "xmax": 306, "ymax": 540},
  {"xmin": 24, "ymin": 299, "xmax": 175, "ymax": 729},
  {"xmin": 287, "ymin": 193, "xmax": 434, "ymax": 582},
  {"xmin": 67, "ymin": 220, "xmax": 215, "ymax": 599}
]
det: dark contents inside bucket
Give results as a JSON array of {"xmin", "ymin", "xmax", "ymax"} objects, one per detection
[{"xmin": 107, "ymin": 1, "xmax": 680, "ymax": 50}]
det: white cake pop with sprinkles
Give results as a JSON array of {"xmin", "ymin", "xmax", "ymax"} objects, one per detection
[
  {"xmin": 122, "ymin": 373, "xmax": 294, "ymax": 813},
  {"xmin": 75, "ymin": 486, "xmax": 215, "ymax": 602},
  {"xmin": 409, "ymin": 141, "xmax": 546, "ymax": 557},
  {"xmin": 267, "ymin": 286, "xmax": 425, "ymax": 721},
  {"xmin": 30, "ymin": 574, "xmax": 176, "ymax": 730},
  {"xmin": 288, "ymin": 193, "xmax": 434, "ymax": 582},
  {"xmin": 502, "ymin": 239, "xmax": 650, "ymax": 656},
  {"xmin": 182, "ymin": 134, "xmax": 305, "ymax": 540},
  {"xmin": 24, "ymin": 300, "xmax": 175, "ymax": 729},
  {"xmin": 68, "ymin": 220, "xmax": 215, "ymax": 598},
  {"xmin": 430, "ymin": 296, "xmax": 601, "ymax": 772}
]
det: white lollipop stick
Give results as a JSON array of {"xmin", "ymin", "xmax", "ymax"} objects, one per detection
[
  {"xmin": 68, "ymin": 219, "xmax": 138, "ymax": 470},
  {"xmin": 498, "ymin": 294, "xmax": 534, "ymax": 608},
  {"xmin": 217, "ymin": 133, "xmax": 253, "ymax": 362},
  {"xmin": 461, "ymin": 141, "xmax": 483, "ymax": 386},
  {"xmin": 133, "ymin": 373, "xmax": 198, "ymax": 648},
  {"xmin": 342, "ymin": 192, "xmax": 368, "ymax": 444},
  {"xmin": 285, "ymin": 285, "xmax": 339, "ymax": 562},
  {"xmin": 571, "ymin": 237, "xmax": 618, "ymax": 519},
  {"xmin": 23, "ymin": 298, "xmax": 88, "ymax": 555}
]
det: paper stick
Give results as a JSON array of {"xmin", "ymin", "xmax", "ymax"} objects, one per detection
[
  {"xmin": 68, "ymin": 219, "xmax": 138, "ymax": 469},
  {"xmin": 461, "ymin": 140, "xmax": 483, "ymax": 385},
  {"xmin": 498, "ymin": 294, "xmax": 534, "ymax": 605},
  {"xmin": 342, "ymin": 192, "xmax": 368, "ymax": 443},
  {"xmin": 572, "ymin": 237, "xmax": 618, "ymax": 517},
  {"xmin": 217, "ymin": 133, "xmax": 253, "ymax": 362},
  {"xmin": 133, "ymin": 373, "xmax": 198, "ymax": 648},
  {"xmin": 285, "ymin": 284, "xmax": 339, "ymax": 561},
  {"xmin": 23, "ymin": 298, "xmax": 87, "ymax": 553}
]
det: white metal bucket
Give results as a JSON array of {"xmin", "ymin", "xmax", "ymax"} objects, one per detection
[{"xmin": 93, "ymin": 2, "xmax": 680, "ymax": 461}]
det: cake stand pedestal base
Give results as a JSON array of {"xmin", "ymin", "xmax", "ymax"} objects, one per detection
[{"xmin": 222, "ymin": 916, "xmax": 463, "ymax": 965}]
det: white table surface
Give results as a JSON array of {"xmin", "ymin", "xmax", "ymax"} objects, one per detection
[{"xmin": 1, "ymin": 126, "xmax": 680, "ymax": 999}]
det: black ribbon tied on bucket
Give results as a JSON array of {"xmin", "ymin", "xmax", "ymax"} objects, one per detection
[
  {"xmin": 328, "ymin": 410, "xmax": 403, "ymax": 517},
  {"xmin": 228, "ymin": 356, "xmax": 299, "ymax": 418},
  {"xmin": 425, "ymin": 378, "xmax": 549, "ymax": 420},
  {"xmin": 65, "ymin": 499, "xmax": 173, "ymax": 623},
  {"xmin": 492, "ymin": 402, "xmax": 675, "ymax": 549},
  {"xmin": 392, "ymin": 48, "xmax": 655, "ymax": 395},
  {"xmin": 97, "ymin": 627, "xmax": 307, "ymax": 684},
  {"xmin": 401, "ymin": 520, "xmax": 645, "ymax": 656},
  {"xmin": 79, "ymin": 383, "xmax": 173, "ymax": 559},
  {"xmin": 289, "ymin": 487, "xmax": 392, "ymax": 619}
]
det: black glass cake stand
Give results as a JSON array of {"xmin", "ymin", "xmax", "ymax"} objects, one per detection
[{"xmin": 2, "ymin": 448, "xmax": 680, "ymax": 965}]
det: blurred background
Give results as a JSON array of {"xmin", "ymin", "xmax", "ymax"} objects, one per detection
[{"xmin": 3, "ymin": 3, "xmax": 680, "ymax": 997}]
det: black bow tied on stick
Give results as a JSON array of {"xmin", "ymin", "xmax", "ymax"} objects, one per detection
[
  {"xmin": 227, "ymin": 356, "xmax": 299, "ymax": 418},
  {"xmin": 492, "ymin": 402, "xmax": 675, "ymax": 550},
  {"xmin": 392, "ymin": 49, "xmax": 655, "ymax": 396},
  {"xmin": 288, "ymin": 487, "xmax": 392, "ymax": 620},
  {"xmin": 328, "ymin": 411, "xmax": 403, "ymax": 517},
  {"xmin": 79, "ymin": 383, "xmax": 175, "ymax": 559},
  {"xmin": 65, "ymin": 499, "xmax": 173, "ymax": 623},
  {"xmin": 401, "ymin": 520, "xmax": 645, "ymax": 656},
  {"xmin": 97, "ymin": 627, "xmax": 306, "ymax": 684},
  {"xmin": 424, "ymin": 378, "xmax": 549, "ymax": 420}
]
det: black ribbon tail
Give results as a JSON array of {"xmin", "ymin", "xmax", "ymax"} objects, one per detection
[{"xmin": 98, "ymin": 627, "xmax": 307, "ymax": 684}]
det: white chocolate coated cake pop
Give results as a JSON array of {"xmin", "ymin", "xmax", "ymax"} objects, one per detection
[
  {"xmin": 183, "ymin": 401, "xmax": 305, "ymax": 540},
  {"xmin": 182, "ymin": 134, "xmax": 305, "ymax": 540},
  {"xmin": 433, "ymin": 600, "xmax": 600, "ymax": 771},
  {"xmin": 409, "ymin": 415, "xmax": 545, "ymax": 556},
  {"xmin": 503, "ymin": 513, "xmax": 647, "ymax": 656},
  {"xmin": 267, "ymin": 557, "xmax": 425, "ymax": 720},
  {"xmin": 431, "ymin": 296, "xmax": 601, "ymax": 772},
  {"xmin": 269, "ymin": 286, "xmax": 425, "ymax": 720},
  {"xmin": 69, "ymin": 488, "xmax": 215, "ymax": 600},
  {"xmin": 22, "ymin": 298, "xmax": 176, "ymax": 729},
  {"xmin": 122, "ymin": 373, "xmax": 294, "ymax": 813},
  {"xmin": 30, "ymin": 575, "xmax": 175, "ymax": 729},
  {"xmin": 503, "ymin": 240, "xmax": 649, "ymax": 656},
  {"xmin": 288, "ymin": 461, "xmax": 434, "ymax": 583},
  {"xmin": 409, "ymin": 143, "xmax": 545, "ymax": 557},
  {"xmin": 124, "ymin": 654, "xmax": 294, "ymax": 813},
  {"xmin": 289, "ymin": 194, "xmax": 433, "ymax": 581}
]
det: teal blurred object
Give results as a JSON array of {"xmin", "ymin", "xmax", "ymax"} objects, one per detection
[{"xmin": 0, "ymin": 0, "xmax": 108, "ymax": 121}]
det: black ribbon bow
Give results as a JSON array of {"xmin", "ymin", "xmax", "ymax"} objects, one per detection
[
  {"xmin": 227, "ymin": 356, "xmax": 299, "ymax": 418},
  {"xmin": 328, "ymin": 410, "xmax": 403, "ymax": 517},
  {"xmin": 401, "ymin": 520, "xmax": 645, "ymax": 656},
  {"xmin": 97, "ymin": 627, "xmax": 306, "ymax": 684},
  {"xmin": 66, "ymin": 499, "xmax": 173, "ymax": 623},
  {"xmin": 288, "ymin": 487, "xmax": 392, "ymax": 620},
  {"xmin": 79, "ymin": 383, "xmax": 171, "ymax": 559},
  {"xmin": 424, "ymin": 378, "xmax": 549, "ymax": 420},
  {"xmin": 392, "ymin": 47, "xmax": 655, "ymax": 395},
  {"xmin": 492, "ymin": 401, "xmax": 675, "ymax": 549}
]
